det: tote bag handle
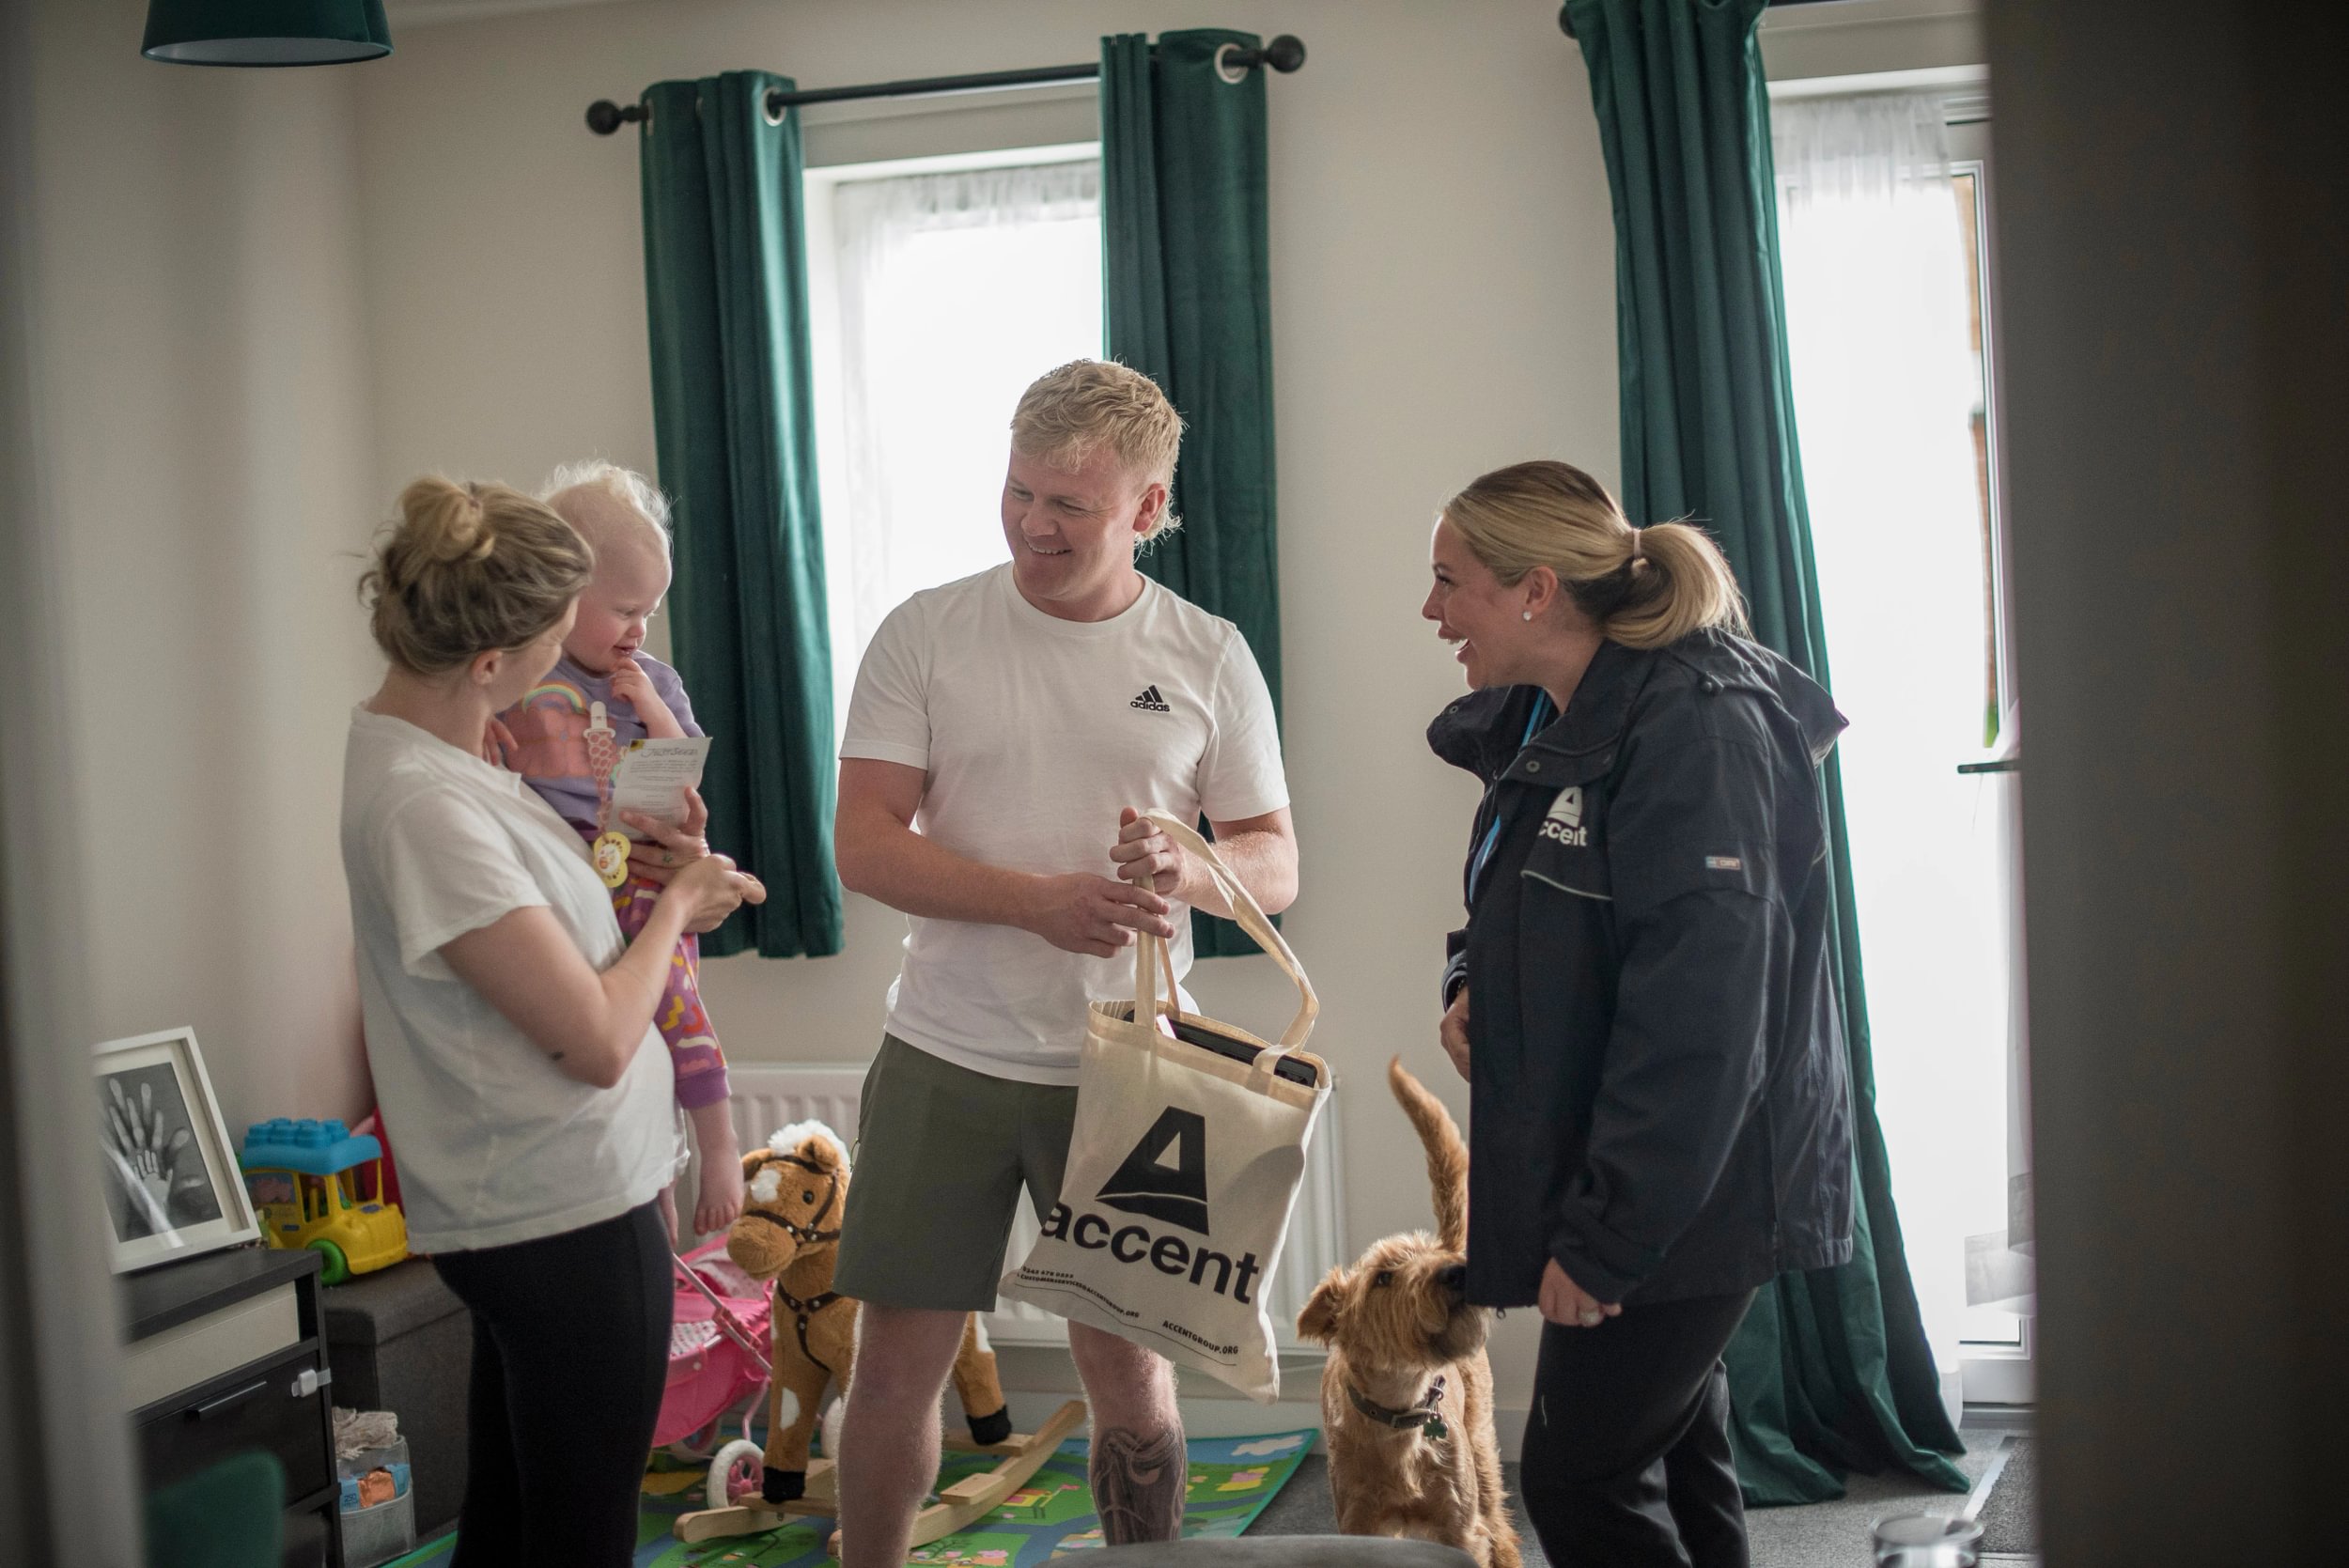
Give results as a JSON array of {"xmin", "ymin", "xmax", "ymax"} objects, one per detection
[{"xmin": 1132, "ymin": 811, "xmax": 1318, "ymax": 1055}]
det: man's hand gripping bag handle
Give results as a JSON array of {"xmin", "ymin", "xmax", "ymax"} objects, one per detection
[{"xmin": 1131, "ymin": 812, "xmax": 1319, "ymax": 1073}]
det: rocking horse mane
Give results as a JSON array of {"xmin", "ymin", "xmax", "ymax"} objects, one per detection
[{"xmin": 766, "ymin": 1121, "xmax": 845, "ymax": 1166}]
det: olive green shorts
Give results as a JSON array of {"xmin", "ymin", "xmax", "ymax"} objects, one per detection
[{"xmin": 832, "ymin": 1035, "xmax": 1080, "ymax": 1312}]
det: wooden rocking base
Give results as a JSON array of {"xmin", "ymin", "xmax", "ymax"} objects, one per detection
[{"xmin": 671, "ymin": 1399, "xmax": 1089, "ymax": 1551}]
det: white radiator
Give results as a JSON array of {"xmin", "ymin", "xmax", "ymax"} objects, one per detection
[{"xmin": 712, "ymin": 1060, "xmax": 1346, "ymax": 1349}]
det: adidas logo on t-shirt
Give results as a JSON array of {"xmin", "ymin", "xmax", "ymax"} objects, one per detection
[{"xmin": 1130, "ymin": 685, "xmax": 1172, "ymax": 712}]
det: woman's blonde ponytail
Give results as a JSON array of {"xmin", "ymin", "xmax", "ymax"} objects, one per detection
[
  {"xmin": 360, "ymin": 477, "xmax": 594, "ymax": 675},
  {"xmin": 1441, "ymin": 461, "xmax": 1748, "ymax": 650},
  {"xmin": 1600, "ymin": 520, "xmax": 1747, "ymax": 647}
]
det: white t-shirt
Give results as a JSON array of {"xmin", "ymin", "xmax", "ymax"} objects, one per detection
[
  {"xmin": 340, "ymin": 706, "xmax": 677, "ymax": 1252},
  {"xmin": 841, "ymin": 565, "xmax": 1289, "ymax": 1085}
]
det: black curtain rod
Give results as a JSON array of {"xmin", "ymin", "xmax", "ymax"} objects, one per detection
[{"xmin": 586, "ymin": 35, "xmax": 1306, "ymax": 136}]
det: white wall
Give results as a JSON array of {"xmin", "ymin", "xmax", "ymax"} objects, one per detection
[
  {"xmin": 355, "ymin": 0, "xmax": 1618, "ymax": 1411},
  {"xmin": 11, "ymin": 0, "xmax": 385, "ymax": 1535},
  {"xmin": 23, "ymin": 2, "xmax": 382, "ymax": 1141}
]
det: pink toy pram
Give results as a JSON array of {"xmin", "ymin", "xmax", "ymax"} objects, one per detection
[{"xmin": 658, "ymin": 1238, "xmax": 774, "ymax": 1506}]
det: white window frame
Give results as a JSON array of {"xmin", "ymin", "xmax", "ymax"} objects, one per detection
[{"xmin": 1944, "ymin": 109, "xmax": 2037, "ymax": 1407}]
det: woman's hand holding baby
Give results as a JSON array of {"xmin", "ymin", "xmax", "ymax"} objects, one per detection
[
  {"xmin": 623, "ymin": 788, "xmax": 709, "ymax": 885},
  {"xmin": 622, "ymin": 791, "xmax": 764, "ymax": 931},
  {"xmin": 480, "ymin": 716, "xmax": 520, "ymax": 769},
  {"xmin": 666, "ymin": 852, "xmax": 766, "ymax": 933}
]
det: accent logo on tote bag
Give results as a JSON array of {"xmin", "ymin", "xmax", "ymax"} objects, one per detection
[{"xmin": 1037, "ymin": 1108, "xmax": 1267, "ymax": 1307}]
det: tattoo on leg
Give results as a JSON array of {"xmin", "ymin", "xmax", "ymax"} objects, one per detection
[{"xmin": 1091, "ymin": 1426, "xmax": 1186, "ymax": 1545}]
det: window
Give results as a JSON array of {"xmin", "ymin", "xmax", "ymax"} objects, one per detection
[
  {"xmin": 1773, "ymin": 88, "xmax": 2030, "ymax": 1403},
  {"xmin": 804, "ymin": 146, "xmax": 1103, "ymax": 732}
]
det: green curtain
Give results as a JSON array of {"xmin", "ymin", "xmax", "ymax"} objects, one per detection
[
  {"xmin": 1099, "ymin": 30, "xmax": 1283, "ymax": 959},
  {"xmin": 1563, "ymin": 0, "xmax": 1967, "ymax": 1504},
  {"xmin": 640, "ymin": 71, "xmax": 843, "ymax": 958}
]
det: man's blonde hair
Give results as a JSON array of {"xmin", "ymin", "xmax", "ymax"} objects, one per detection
[{"xmin": 1010, "ymin": 359, "xmax": 1185, "ymax": 541}]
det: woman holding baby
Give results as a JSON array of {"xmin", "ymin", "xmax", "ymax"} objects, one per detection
[
  {"xmin": 342, "ymin": 475, "xmax": 764, "ymax": 1566},
  {"xmin": 1424, "ymin": 459, "xmax": 1857, "ymax": 1568}
]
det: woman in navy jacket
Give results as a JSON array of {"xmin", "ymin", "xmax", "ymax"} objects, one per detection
[{"xmin": 1423, "ymin": 460, "xmax": 1856, "ymax": 1568}]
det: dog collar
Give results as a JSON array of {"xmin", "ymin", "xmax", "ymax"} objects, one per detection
[{"xmin": 1347, "ymin": 1375, "xmax": 1449, "ymax": 1441}]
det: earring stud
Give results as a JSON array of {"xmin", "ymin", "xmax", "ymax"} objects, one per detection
[{"xmin": 1522, "ymin": 611, "xmax": 1532, "ymax": 621}]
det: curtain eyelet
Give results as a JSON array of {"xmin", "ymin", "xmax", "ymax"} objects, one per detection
[
  {"xmin": 1214, "ymin": 43, "xmax": 1250, "ymax": 85},
  {"xmin": 763, "ymin": 91, "xmax": 786, "ymax": 127}
]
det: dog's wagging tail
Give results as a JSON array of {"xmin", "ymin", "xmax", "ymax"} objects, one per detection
[{"xmin": 1386, "ymin": 1056, "xmax": 1470, "ymax": 1251}]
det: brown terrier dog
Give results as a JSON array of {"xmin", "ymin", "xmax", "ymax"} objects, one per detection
[
  {"xmin": 1298, "ymin": 1061, "xmax": 1520, "ymax": 1568},
  {"xmin": 725, "ymin": 1122, "xmax": 1012, "ymax": 1506}
]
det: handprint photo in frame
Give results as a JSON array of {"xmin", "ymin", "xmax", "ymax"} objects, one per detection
[{"xmin": 93, "ymin": 1027, "xmax": 257, "ymax": 1272}]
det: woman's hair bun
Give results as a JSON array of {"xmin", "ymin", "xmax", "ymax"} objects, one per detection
[
  {"xmin": 399, "ymin": 476, "xmax": 498, "ymax": 570},
  {"xmin": 360, "ymin": 476, "xmax": 595, "ymax": 676}
]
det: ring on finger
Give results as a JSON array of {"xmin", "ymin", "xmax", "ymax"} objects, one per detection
[{"xmin": 1578, "ymin": 1309, "xmax": 1604, "ymax": 1327}]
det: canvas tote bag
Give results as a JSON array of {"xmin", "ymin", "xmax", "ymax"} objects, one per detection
[{"xmin": 1000, "ymin": 812, "xmax": 1330, "ymax": 1402}]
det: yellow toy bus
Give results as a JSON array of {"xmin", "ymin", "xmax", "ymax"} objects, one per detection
[{"xmin": 239, "ymin": 1118, "xmax": 409, "ymax": 1283}]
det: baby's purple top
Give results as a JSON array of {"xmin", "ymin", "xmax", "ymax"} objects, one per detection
[{"xmin": 501, "ymin": 651, "xmax": 703, "ymax": 830}]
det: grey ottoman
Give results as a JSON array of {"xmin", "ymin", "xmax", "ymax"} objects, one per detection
[
  {"xmin": 1093, "ymin": 1541, "xmax": 1476, "ymax": 1567},
  {"xmin": 321, "ymin": 1257, "xmax": 473, "ymax": 1538}
]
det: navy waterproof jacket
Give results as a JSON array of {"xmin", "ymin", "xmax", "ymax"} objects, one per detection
[{"xmin": 1430, "ymin": 629, "xmax": 1857, "ymax": 1308}]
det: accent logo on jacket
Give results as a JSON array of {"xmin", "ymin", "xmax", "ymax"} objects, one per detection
[
  {"xmin": 1038, "ymin": 1107, "xmax": 1262, "ymax": 1303},
  {"xmin": 1540, "ymin": 786, "xmax": 1589, "ymax": 846}
]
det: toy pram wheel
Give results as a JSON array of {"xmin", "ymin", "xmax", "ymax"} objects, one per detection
[{"xmin": 708, "ymin": 1439, "xmax": 765, "ymax": 1512}]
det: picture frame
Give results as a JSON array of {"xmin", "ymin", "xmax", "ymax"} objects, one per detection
[{"xmin": 93, "ymin": 1026, "xmax": 257, "ymax": 1274}]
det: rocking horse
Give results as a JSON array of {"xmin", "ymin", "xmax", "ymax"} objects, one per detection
[{"xmin": 672, "ymin": 1121, "xmax": 1087, "ymax": 1549}]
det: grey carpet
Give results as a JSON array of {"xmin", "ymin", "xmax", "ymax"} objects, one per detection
[
  {"xmin": 1252, "ymin": 1419, "xmax": 2021, "ymax": 1568},
  {"xmin": 1247, "ymin": 1455, "xmax": 1549, "ymax": 1568},
  {"xmin": 1974, "ymin": 1436, "xmax": 2036, "ymax": 1554}
]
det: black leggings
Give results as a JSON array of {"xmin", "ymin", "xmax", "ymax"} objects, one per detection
[
  {"xmin": 1517, "ymin": 1289, "xmax": 1756, "ymax": 1568},
  {"xmin": 432, "ymin": 1202, "xmax": 672, "ymax": 1568}
]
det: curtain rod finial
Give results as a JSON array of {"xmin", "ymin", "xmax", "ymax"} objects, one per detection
[
  {"xmin": 585, "ymin": 99, "xmax": 644, "ymax": 135},
  {"xmin": 1222, "ymin": 34, "xmax": 1306, "ymax": 76}
]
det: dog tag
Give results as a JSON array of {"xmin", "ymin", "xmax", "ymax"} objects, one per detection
[{"xmin": 1424, "ymin": 1416, "xmax": 1449, "ymax": 1442}]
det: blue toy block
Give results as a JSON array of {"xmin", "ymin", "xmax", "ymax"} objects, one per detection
[{"xmin": 240, "ymin": 1117, "xmax": 382, "ymax": 1177}]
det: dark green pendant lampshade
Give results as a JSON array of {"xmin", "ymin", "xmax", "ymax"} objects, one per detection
[{"xmin": 142, "ymin": 0, "xmax": 392, "ymax": 65}]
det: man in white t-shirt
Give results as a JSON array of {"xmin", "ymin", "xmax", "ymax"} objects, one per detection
[{"xmin": 829, "ymin": 360, "xmax": 1296, "ymax": 1562}]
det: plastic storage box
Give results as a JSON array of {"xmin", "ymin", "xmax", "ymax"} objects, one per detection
[{"xmin": 338, "ymin": 1435, "xmax": 415, "ymax": 1568}]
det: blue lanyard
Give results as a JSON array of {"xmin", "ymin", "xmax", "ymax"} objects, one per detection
[{"xmin": 1469, "ymin": 691, "xmax": 1555, "ymax": 901}]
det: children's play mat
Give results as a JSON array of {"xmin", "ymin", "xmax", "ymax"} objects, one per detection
[{"xmin": 381, "ymin": 1430, "xmax": 1315, "ymax": 1568}]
